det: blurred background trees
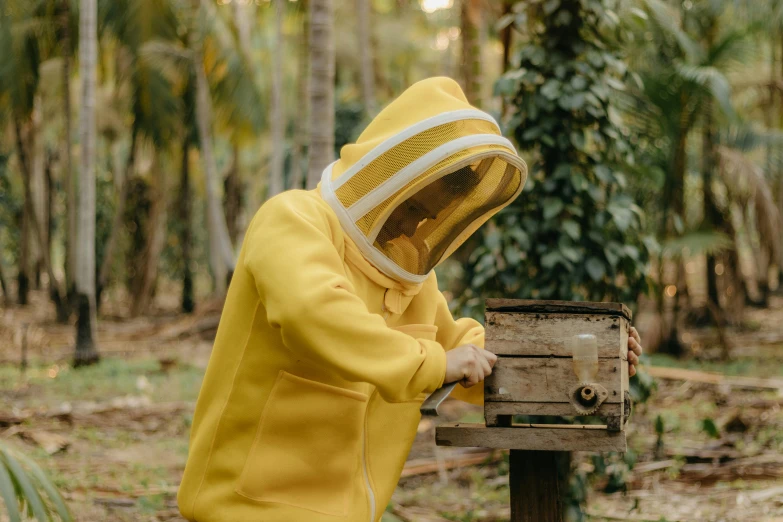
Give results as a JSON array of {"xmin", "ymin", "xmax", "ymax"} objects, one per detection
[{"xmin": 0, "ymin": 0, "xmax": 781, "ymax": 365}]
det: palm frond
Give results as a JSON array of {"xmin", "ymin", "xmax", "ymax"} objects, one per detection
[
  {"xmin": 674, "ymin": 63, "xmax": 735, "ymax": 118},
  {"xmin": 139, "ymin": 39, "xmax": 193, "ymax": 86},
  {"xmin": 719, "ymin": 124, "xmax": 783, "ymax": 154},
  {"xmin": 717, "ymin": 146, "xmax": 783, "ymax": 267},
  {"xmin": 661, "ymin": 231, "xmax": 734, "ymax": 258},
  {"xmin": 0, "ymin": 443, "xmax": 71, "ymax": 522},
  {"xmin": 642, "ymin": 0, "xmax": 703, "ymax": 62}
]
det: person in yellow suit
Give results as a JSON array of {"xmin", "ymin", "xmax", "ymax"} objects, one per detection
[{"xmin": 177, "ymin": 77, "xmax": 644, "ymax": 522}]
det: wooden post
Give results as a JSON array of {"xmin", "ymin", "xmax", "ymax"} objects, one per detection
[{"xmin": 509, "ymin": 450, "xmax": 564, "ymax": 522}]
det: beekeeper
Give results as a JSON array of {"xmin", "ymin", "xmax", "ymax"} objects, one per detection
[{"xmin": 178, "ymin": 76, "xmax": 643, "ymax": 522}]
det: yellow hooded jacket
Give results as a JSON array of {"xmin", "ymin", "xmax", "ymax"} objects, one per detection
[{"xmin": 177, "ymin": 77, "xmax": 527, "ymax": 522}]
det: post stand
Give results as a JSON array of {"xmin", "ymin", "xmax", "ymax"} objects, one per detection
[{"xmin": 509, "ymin": 450, "xmax": 564, "ymax": 522}]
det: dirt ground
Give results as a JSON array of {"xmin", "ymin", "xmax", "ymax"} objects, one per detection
[{"xmin": 2, "ymin": 289, "xmax": 783, "ymax": 522}]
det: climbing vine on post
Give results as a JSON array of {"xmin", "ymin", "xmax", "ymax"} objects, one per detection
[{"xmin": 459, "ymin": 0, "xmax": 654, "ymax": 319}]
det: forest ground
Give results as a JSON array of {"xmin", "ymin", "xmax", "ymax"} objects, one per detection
[{"xmin": 1, "ymin": 285, "xmax": 783, "ymax": 522}]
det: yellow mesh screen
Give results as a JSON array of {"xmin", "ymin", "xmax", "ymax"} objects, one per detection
[
  {"xmin": 355, "ymin": 144, "xmax": 510, "ymax": 235},
  {"xmin": 372, "ymin": 158, "xmax": 522, "ymax": 276},
  {"xmin": 335, "ymin": 119, "xmax": 500, "ymax": 208}
]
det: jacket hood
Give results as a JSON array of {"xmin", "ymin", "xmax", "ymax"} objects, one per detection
[{"xmin": 319, "ymin": 76, "xmax": 528, "ymax": 284}]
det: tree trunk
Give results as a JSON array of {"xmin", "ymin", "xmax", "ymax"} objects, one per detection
[
  {"xmin": 290, "ymin": 0, "xmax": 309, "ymax": 191},
  {"xmin": 75, "ymin": 0, "xmax": 99, "ymax": 366},
  {"xmin": 13, "ymin": 117, "xmax": 68, "ymax": 321},
  {"xmin": 500, "ymin": 0, "xmax": 513, "ymax": 118},
  {"xmin": 0, "ymin": 256, "xmax": 8, "ymax": 305},
  {"xmin": 269, "ymin": 0, "xmax": 286, "ymax": 198},
  {"xmin": 306, "ymin": 0, "xmax": 335, "ymax": 189},
  {"xmin": 179, "ymin": 139, "xmax": 194, "ymax": 314},
  {"xmin": 18, "ymin": 192, "xmax": 30, "ymax": 306},
  {"xmin": 224, "ymin": 144, "xmax": 242, "ymax": 245},
  {"xmin": 658, "ymin": 112, "xmax": 688, "ymax": 357},
  {"xmin": 233, "ymin": 0, "xmax": 255, "ymax": 60},
  {"xmin": 702, "ymin": 98, "xmax": 721, "ymax": 311},
  {"xmin": 356, "ymin": 0, "xmax": 376, "ymax": 117},
  {"xmin": 460, "ymin": 0, "xmax": 482, "ymax": 107},
  {"xmin": 97, "ymin": 126, "xmax": 137, "ymax": 308},
  {"xmin": 31, "ymin": 94, "xmax": 47, "ymax": 289},
  {"xmin": 62, "ymin": 0, "xmax": 76, "ymax": 306},
  {"xmin": 191, "ymin": 26, "xmax": 236, "ymax": 293},
  {"xmin": 130, "ymin": 157, "xmax": 166, "ymax": 318},
  {"xmin": 45, "ymin": 150, "xmax": 54, "ymax": 298}
]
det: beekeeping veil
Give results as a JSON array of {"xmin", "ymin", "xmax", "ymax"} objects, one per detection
[{"xmin": 319, "ymin": 77, "xmax": 528, "ymax": 284}]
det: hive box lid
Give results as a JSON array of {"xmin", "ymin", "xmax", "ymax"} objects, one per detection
[{"xmin": 486, "ymin": 299, "xmax": 632, "ymax": 322}]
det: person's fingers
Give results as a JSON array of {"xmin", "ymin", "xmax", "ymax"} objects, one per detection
[
  {"xmin": 629, "ymin": 337, "xmax": 643, "ymax": 356},
  {"xmin": 477, "ymin": 353, "xmax": 493, "ymax": 379},
  {"xmin": 482, "ymin": 349, "xmax": 498, "ymax": 368},
  {"xmin": 628, "ymin": 351, "xmax": 639, "ymax": 366},
  {"xmin": 629, "ymin": 364, "xmax": 637, "ymax": 377},
  {"xmin": 630, "ymin": 326, "xmax": 641, "ymax": 344}
]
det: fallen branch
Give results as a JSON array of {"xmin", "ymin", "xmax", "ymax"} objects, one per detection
[
  {"xmin": 400, "ymin": 449, "xmax": 496, "ymax": 477},
  {"xmin": 646, "ymin": 366, "xmax": 783, "ymax": 391}
]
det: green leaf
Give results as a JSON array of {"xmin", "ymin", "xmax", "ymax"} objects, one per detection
[
  {"xmin": 0, "ymin": 449, "xmax": 47, "ymax": 522},
  {"xmin": 586, "ymin": 257, "xmax": 606, "ymax": 281},
  {"xmin": 594, "ymin": 165, "xmax": 613, "ymax": 183},
  {"xmin": 541, "ymin": 251, "xmax": 564, "ymax": 269},
  {"xmin": 543, "ymin": 0, "xmax": 561, "ymax": 15},
  {"xmin": 15, "ymin": 451, "xmax": 71, "ymax": 522},
  {"xmin": 562, "ymin": 220, "xmax": 581, "ymax": 240},
  {"xmin": 0, "ymin": 454, "xmax": 21, "ymax": 522},
  {"xmin": 541, "ymin": 79, "xmax": 561, "ymax": 100},
  {"xmin": 553, "ymin": 163, "xmax": 572, "ymax": 179},
  {"xmin": 654, "ymin": 415, "xmax": 665, "ymax": 435},
  {"xmin": 604, "ymin": 247, "xmax": 619, "ymax": 268},
  {"xmin": 561, "ymin": 246, "xmax": 580, "ymax": 263},
  {"xmin": 701, "ymin": 418, "xmax": 720, "ymax": 439},
  {"xmin": 542, "ymin": 198, "xmax": 564, "ymax": 220}
]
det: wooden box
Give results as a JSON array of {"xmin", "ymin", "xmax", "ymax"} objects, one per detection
[{"xmin": 483, "ymin": 299, "xmax": 631, "ymax": 431}]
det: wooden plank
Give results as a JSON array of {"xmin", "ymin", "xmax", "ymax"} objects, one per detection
[
  {"xmin": 486, "ymin": 312, "xmax": 628, "ymax": 358},
  {"xmin": 484, "ymin": 399, "xmax": 622, "ymax": 423},
  {"xmin": 436, "ymin": 423, "xmax": 627, "ymax": 452},
  {"xmin": 486, "ymin": 298, "xmax": 632, "ymax": 321},
  {"xmin": 510, "ymin": 450, "xmax": 564, "ymax": 522},
  {"xmin": 485, "ymin": 357, "xmax": 623, "ymax": 403}
]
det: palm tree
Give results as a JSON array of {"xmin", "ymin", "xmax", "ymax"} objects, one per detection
[
  {"xmin": 306, "ymin": 0, "xmax": 335, "ymax": 189},
  {"xmin": 623, "ymin": 0, "xmax": 782, "ymax": 354},
  {"xmin": 74, "ymin": 0, "xmax": 99, "ymax": 366},
  {"xmin": 460, "ymin": 0, "xmax": 482, "ymax": 106},
  {"xmin": 0, "ymin": 1, "xmax": 70, "ymax": 320},
  {"xmin": 356, "ymin": 0, "xmax": 377, "ymax": 117},
  {"xmin": 268, "ymin": 0, "xmax": 285, "ymax": 199},
  {"xmin": 290, "ymin": 0, "xmax": 309, "ymax": 191}
]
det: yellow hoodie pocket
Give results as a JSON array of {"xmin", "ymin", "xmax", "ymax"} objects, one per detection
[{"xmin": 235, "ymin": 371, "xmax": 369, "ymax": 516}]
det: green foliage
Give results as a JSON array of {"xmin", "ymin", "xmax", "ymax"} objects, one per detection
[
  {"xmin": 701, "ymin": 418, "xmax": 721, "ymax": 439},
  {"xmin": 461, "ymin": 0, "xmax": 653, "ymax": 319},
  {"xmin": 0, "ymin": 154, "xmax": 21, "ymax": 272},
  {"xmin": 0, "ymin": 442, "xmax": 71, "ymax": 522}
]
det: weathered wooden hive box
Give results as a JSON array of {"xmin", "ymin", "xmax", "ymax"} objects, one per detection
[{"xmin": 483, "ymin": 298, "xmax": 632, "ymax": 432}]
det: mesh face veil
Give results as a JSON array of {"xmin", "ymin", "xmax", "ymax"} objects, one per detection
[{"xmin": 319, "ymin": 77, "xmax": 528, "ymax": 284}]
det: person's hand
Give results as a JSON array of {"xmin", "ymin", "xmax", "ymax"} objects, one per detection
[
  {"xmin": 628, "ymin": 326, "xmax": 643, "ymax": 377},
  {"xmin": 445, "ymin": 344, "xmax": 497, "ymax": 388}
]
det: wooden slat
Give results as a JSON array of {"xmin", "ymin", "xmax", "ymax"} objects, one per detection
[
  {"xmin": 485, "ymin": 357, "xmax": 623, "ymax": 403},
  {"xmin": 485, "ymin": 312, "xmax": 628, "ymax": 358},
  {"xmin": 436, "ymin": 423, "xmax": 627, "ymax": 452},
  {"xmin": 486, "ymin": 298, "xmax": 632, "ymax": 321},
  {"xmin": 484, "ymin": 399, "xmax": 622, "ymax": 420}
]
